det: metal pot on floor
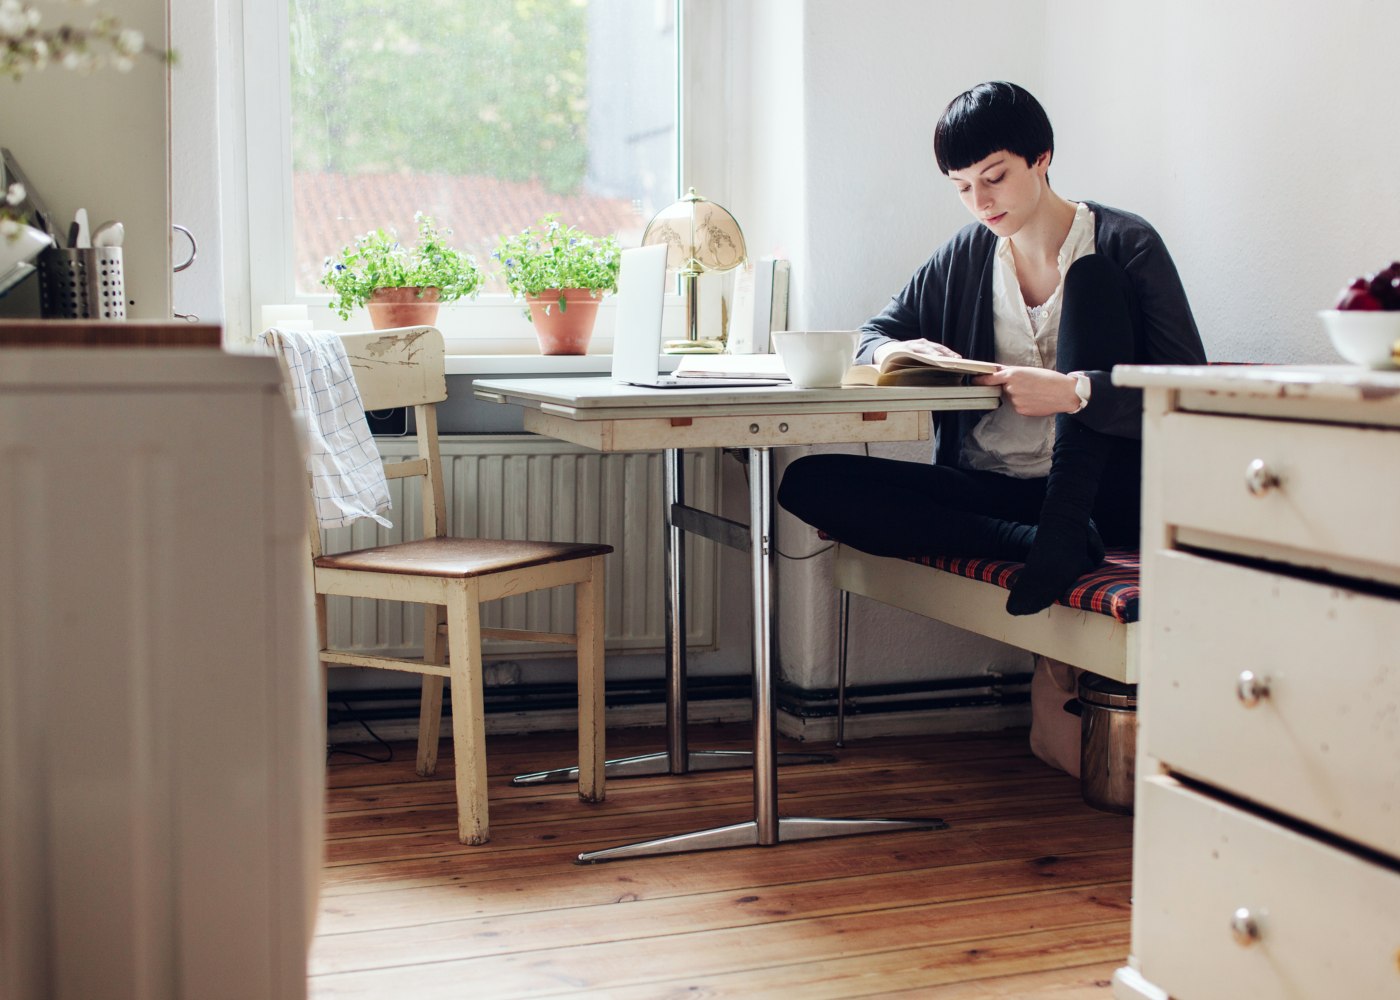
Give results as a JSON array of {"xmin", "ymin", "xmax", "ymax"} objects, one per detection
[{"xmin": 1065, "ymin": 674, "xmax": 1138, "ymax": 815}]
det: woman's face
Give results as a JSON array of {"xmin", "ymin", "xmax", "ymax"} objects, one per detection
[{"xmin": 946, "ymin": 149, "xmax": 1051, "ymax": 237}]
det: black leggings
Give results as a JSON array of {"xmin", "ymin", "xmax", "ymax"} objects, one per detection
[{"xmin": 777, "ymin": 254, "xmax": 1141, "ymax": 559}]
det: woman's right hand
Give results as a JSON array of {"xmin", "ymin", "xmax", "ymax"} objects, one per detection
[{"xmin": 873, "ymin": 338, "xmax": 962, "ymax": 365}]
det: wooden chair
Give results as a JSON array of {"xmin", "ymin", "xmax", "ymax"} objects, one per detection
[{"xmin": 298, "ymin": 327, "xmax": 611, "ymax": 844}]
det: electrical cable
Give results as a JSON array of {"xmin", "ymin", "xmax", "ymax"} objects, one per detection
[
  {"xmin": 726, "ymin": 443, "xmax": 871, "ymax": 562},
  {"xmin": 325, "ymin": 699, "xmax": 395, "ymax": 763}
]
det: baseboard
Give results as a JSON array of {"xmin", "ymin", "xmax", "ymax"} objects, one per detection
[
  {"xmin": 777, "ymin": 702, "xmax": 1031, "ymax": 742},
  {"xmin": 1111, "ymin": 966, "xmax": 1168, "ymax": 1000},
  {"xmin": 328, "ymin": 697, "xmax": 752, "ymax": 746},
  {"xmin": 328, "ymin": 700, "xmax": 1030, "ymax": 748}
]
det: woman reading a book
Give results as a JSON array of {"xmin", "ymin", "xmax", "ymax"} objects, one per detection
[{"xmin": 778, "ymin": 81, "xmax": 1206, "ymax": 615}]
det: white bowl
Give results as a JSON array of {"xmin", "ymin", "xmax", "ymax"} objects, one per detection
[
  {"xmin": 772, "ymin": 330, "xmax": 859, "ymax": 388},
  {"xmin": 1318, "ymin": 310, "xmax": 1400, "ymax": 369}
]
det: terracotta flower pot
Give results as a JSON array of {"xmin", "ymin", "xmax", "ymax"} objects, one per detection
[
  {"xmin": 367, "ymin": 286, "xmax": 441, "ymax": 330},
  {"xmin": 526, "ymin": 288, "xmax": 602, "ymax": 355}
]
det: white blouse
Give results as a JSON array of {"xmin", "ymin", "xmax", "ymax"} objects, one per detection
[{"xmin": 961, "ymin": 201, "xmax": 1096, "ymax": 479}]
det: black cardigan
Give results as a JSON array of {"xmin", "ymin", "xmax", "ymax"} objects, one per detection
[{"xmin": 856, "ymin": 201, "xmax": 1206, "ymax": 470}]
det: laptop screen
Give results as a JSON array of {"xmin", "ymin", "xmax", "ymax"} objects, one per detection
[{"xmin": 610, "ymin": 244, "xmax": 670, "ymax": 384}]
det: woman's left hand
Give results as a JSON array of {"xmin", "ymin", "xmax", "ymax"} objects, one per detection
[{"xmin": 970, "ymin": 366, "xmax": 1080, "ymax": 417}]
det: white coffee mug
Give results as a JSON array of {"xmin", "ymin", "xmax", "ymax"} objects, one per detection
[{"xmin": 772, "ymin": 330, "xmax": 858, "ymax": 388}]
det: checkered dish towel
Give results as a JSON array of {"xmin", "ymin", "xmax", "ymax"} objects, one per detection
[{"xmin": 261, "ymin": 328, "xmax": 393, "ymax": 529}]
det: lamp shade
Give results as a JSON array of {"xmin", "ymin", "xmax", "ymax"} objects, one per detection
[{"xmin": 641, "ymin": 188, "xmax": 746, "ymax": 276}]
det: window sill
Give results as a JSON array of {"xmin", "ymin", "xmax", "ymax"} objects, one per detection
[{"xmin": 445, "ymin": 353, "xmax": 680, "ymax": 376}]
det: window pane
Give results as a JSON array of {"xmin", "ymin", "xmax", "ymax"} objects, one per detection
[{"xmin": 288, "ymin": 0, "xmax": 676, "ymax": 295}]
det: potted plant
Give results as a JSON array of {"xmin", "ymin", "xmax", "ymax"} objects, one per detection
[
  {"xmin": 322, "ymin": 213, "xmax": 482, "ymax": 329},
  {"xmin": 493, "ymin": 214, "xmax": 621, "ymax": 354}
]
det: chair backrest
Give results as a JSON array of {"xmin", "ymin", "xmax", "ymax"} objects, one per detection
[
  {"xmin": 339, "ymin": 327, "xmax": 448, "ymax": 411},
  {"xmin": 330, "ymin": 326, "xmax": 448, "ymax": 550}
]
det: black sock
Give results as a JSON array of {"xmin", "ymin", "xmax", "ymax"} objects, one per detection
[{"xmin": 1005, "ymin": 516, "xmax": 1105, "ymax": 615}]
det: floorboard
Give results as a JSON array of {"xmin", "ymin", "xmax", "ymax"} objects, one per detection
[{"xmin": 310, "ymin": 722, "xmax": 1131, "ymax": 998}]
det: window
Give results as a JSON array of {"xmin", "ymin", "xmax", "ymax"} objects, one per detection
[{"xmin": 243, "ymin": 0, "xmax": 703, "ymax": 346}]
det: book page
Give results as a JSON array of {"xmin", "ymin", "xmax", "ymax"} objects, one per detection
[{"xmin": 881, "ymin": 350, "xmax": 999, "ymax": 376}]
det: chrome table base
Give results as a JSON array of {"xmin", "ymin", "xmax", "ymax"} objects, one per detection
[
  {"xmin": 574, "ymin": 447, "xmax": 945, "ymax": 864},
  {"xmin": 578, "ymin": 815, "xmax": 947, "ymax": 864},
  {"xmin": 512, "ymin": 447, "xmax": 834, "ymax": 788},
  {"xmin": 511, "ymin": 748, "xmax": 835, "ymax": 786}
]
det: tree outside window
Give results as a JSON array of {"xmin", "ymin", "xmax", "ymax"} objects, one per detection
[{"xmin": 289, "ymin": 0, "xmax": 677, "ymax": 296}]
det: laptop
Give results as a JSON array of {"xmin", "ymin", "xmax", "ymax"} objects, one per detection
[{"xmin": 611, "ymin": 245, "xmax": 783, "ymax": 389}]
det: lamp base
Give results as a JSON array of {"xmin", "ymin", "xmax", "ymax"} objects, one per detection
[{"xmin": 662, "ymin": 338, "xmax": 726, "ymax": 355}]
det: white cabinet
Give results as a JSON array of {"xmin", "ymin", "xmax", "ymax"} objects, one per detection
[
  {"xmin": 1111, "ymin": 364, "xmax": 1400, "ymax": 1000},
  {"xmin": 0, "ymin": 333, "xmax": 322, "ymax": 1000}
]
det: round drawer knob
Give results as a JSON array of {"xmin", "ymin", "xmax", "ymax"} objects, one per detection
[
  {"xmin": 1236, "ymin": 670, "xmax": 1270, "ymax": 707},
  {"xmin": 1230, "ymin": 907, "xmax": 1261, "ymax": 947},
  {"xmin": 1244, "ymin": 458, "xmax": 1280, "ymax": 497}
]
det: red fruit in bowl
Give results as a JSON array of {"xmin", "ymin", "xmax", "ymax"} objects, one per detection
[
  {"xmin": 1367, "ymin": 261, "xmax": 1400, "ymax": 309},
  {"xmin": 1336, "ymin": 276, "xmax": 1383, "ymax": 310}
]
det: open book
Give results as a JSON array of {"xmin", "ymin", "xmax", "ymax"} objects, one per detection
[{"xmin": 842, "ymin": 349, "xmax": 1000, "ymax": 387}]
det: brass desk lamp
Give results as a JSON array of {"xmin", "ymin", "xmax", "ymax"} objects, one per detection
[{"xmin": 642, "ymin": 188, "xmax": 746, "ymax": 354}]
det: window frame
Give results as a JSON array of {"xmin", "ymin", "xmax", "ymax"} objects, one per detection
[{"xmin": 240, "ymin": 0, "xmax": 730, "ymax": 354}]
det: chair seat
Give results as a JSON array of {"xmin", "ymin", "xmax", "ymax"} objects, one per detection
[
  {"xmin": 911, "ymin": 546, "xmax": 1141, "ymax": 624},
  {"xmin": 315, "ymin": 536, "xmax": 613, "ymax": 579}
]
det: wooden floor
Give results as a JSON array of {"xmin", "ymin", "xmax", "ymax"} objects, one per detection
[{"xmin": 311, "ymin": 722, "xmax": 1133, "ymax": 999}]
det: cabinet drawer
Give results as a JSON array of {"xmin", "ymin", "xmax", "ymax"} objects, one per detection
[
  {"xmin": 1145, "ymin": 550, "xmax": 1400, "ymax": 858},
  {"xmin": 1134, "ymin": 776, "xmax": 1400, "ymax": 1000},
  {"xmin": 1157, "ymin": 411, "xmax": 1400, "ymax": 579}
]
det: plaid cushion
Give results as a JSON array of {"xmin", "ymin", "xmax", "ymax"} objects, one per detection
[
  {"xmin": 824, "ymin": 528, "xmax": 1142, "ymax": 624},
  {"xmin": 908, "ymin": 546, "xmax": 1140, "ymax": 624}
]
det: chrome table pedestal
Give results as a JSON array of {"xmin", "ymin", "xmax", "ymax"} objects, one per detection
[
  {"xmin": 576, "ymin": 447, "xmax": 944, "ymax": 864},
  {"xmin": 511, "ymin": 447, "xmax": 834, "ymax": 787}
]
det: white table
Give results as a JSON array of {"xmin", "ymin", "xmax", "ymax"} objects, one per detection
[{"xmin": 473, "ymin": 376, "xmax": 1000, "ymax": 862}]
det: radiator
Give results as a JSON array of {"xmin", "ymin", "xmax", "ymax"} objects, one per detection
[{"xmin": 321, "ymin": 434, "xmax": 719, "ymax": 656}]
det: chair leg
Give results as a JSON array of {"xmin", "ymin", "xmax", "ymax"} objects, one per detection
[
  {"xmin": 314, "ymin": 592, "xmax": 329, "ymax": 652},
  {"xmin": 836, "ymin": 589, "xmax": 851, "ymax": 748},
  {"xmin": 416, "ymin": 603, "xmax": 446, "ymax": 777},
  {"xmin": 574, "ymin": 556, "xmax": 607, "ymax": 803},
  {"xmin": 445, "ymin": 585, "xmax": 489, "ymax": 845},
  {"xmin": 315, "ymin": 593, "xmax": 332, "ymax": 751}
]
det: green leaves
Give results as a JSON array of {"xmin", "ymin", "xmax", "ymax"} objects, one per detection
[
  {"xmin": 289, "ymin": 0, "xmax": 587, "ymax": 189},
  {"xmin": 493, "ymin": 213, "xmax": 620, "ymax": 299},
  {"xmin": 320, "ymin": 213, "xmax": 483, "ymax": 319}
]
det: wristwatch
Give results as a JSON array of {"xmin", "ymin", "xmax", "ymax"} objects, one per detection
[{"xmin": 1071, "ymin": 371, "xmax": 1092, "ymax": 413}]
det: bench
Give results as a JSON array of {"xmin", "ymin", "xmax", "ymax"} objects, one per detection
[{"xmin": 833, "ymin": 544, "xmax": 1140, "ymax": 740}]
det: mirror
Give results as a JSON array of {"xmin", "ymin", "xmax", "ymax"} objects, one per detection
[
  {"xmin": 0, "ymin": 147, "xmax": 56, "ymax": 301},
  {"xmin": 0, "ymin": 144, "xmax": 57, "ymax": 299}
]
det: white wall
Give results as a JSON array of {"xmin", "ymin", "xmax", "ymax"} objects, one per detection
[
  {"xmin": 752, "ymin": 0, "xmax": 1400, "ymax": 693},
  {"xmin": 748, "ymin": 0, "xmax": 1054, "ymax": 691},
  {"xmin": 1040, "ymin": 0, "xmax": 1400, "ymax": 364}
]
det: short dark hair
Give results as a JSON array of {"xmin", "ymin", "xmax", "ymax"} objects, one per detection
[{"xmin": 933, "ymin": 82, "xmax": 1054, "ymax": 175}]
